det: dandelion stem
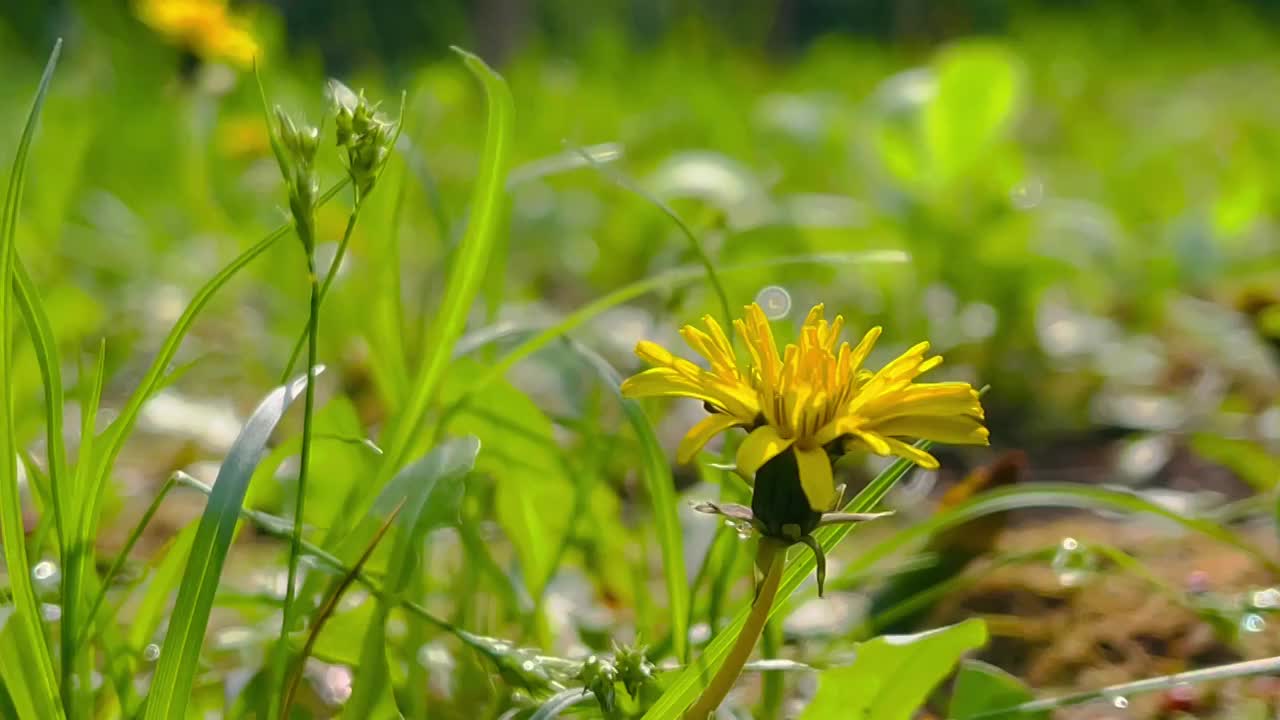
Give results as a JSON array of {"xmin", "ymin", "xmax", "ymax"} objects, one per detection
[{"xmin": 685, "ymin": 537, "xmax": 786, "ymax": 719}]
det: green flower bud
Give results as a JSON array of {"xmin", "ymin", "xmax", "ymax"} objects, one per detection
[
  {"xmin": 575, "ymin": 655, "xmax": 617, "ymax": 713},
  {"xmin": 611, "ymin": 640, "xmax": 654, "ymax": 700}
]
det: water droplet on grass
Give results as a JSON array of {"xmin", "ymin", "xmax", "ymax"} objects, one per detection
[
  {"xmin": 1051, "ymin": 537, "xmax": 1096, "ymax": 587},
  {"xmin": 143, "ymin": 643, "xmax": 160, "ymax": 661},
  {"xmin": 1243, "ymin": 613, "xmax": 1267, "ymax": 633},
  {"xmin": 32, "ymin": 561, "xmax": 57, "ymax": 582},
  {"xmin": 1111, "ymin": 695, "xmax": 1129, "ymax": 709}
]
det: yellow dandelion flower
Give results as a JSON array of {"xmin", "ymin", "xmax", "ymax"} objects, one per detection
[
  {"xmin": 621, "ymin": 303, "xmax": 989, "ymax": 514},
  {"xmin": 137, "ymin": 0, "xmax": 260, "ymax": 68}
]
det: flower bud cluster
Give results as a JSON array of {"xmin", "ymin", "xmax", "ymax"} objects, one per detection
[
  {"xmin": 330, "ymin": 80, "xmax": 397, "ymax": 199},
  {"xmin": 272, "ymin": 107, "xmax": 320, "ymax": 251}
]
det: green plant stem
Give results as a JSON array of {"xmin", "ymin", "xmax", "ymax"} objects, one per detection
[
  {"xmin": 280, "ymin": 197, "xmax": 362, "ymax": 383},
  {"xmin": 685, "ymin": 538, "xmax": 785, "ymax": 720},
  {"xmin": 276, "ymin": 251, "xmax": 320, "ymax": 689}
]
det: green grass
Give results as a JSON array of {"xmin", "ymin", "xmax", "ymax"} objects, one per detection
[{"xmin": 2, "ymin": 4, "xmax": 1280, "ymax": 719}]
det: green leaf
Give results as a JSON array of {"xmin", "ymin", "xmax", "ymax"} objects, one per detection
[
  {"xmin": 1190, "ymin": 433, "xmax": 1280, "ymax": 493},
  {"xmin": 799, "ymin": 619, "xmax": 988, "ymax": 720},
  {"xmin": 343, "ymin": 435, "xmax": 480, "ymax": 717},
  {"xmin": 444, "ymin": 364, "xmax": 573, "ymax": 598},
  {"xmin": 949, "ymin": 659, "xmax": 1047, "ymax": 720},
  {"xmin": 923, "ymin": 42, "xmax": 1022, "ymax": 183},
  {"xmin": 142, "ymin": 370, "xmax": 319, "ymax": 720},
  {"xmin": 0, "ymin": 38, "xmax": 63, "ymax": 720}
]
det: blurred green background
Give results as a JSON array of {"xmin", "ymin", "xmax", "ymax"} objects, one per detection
[{"xmin": 3, "ymin": 1, "xmax": 1280, "ymax": 716}]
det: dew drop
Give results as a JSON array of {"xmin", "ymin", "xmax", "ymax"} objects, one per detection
[
  {"xmin": 521, "ymin": 660, "xmax": 537, "ymax": 672},
  {"xmin": 1111, "ymin": 695, "xmax": 1129, "ymax": 709},
  {"xmin": 143, "ymin": 643, "xmax": 161, "ymax": 662},
  {"xmin": 1242, "ymin": 613, "xmax": 1267, "ymax": 633},
  {"xmin": 41, "ymin": 603, "xmax": 62, "ymax": 622},
  {"xmin": 32, "ymin": 561, "xmax": 58, "ymax": 582},
  {"xmin": 754, "ymin": 285, "xmax": 792, "ymax": 319},
  {"xmin": 1051, "ymin": 537, "xmax": 1096, "ymax": 587}
]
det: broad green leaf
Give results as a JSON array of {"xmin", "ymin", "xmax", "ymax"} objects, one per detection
[
  {"xmin": 923, "ymin": 42, "xmax": 1021, "ymax": 183},
  {"xmin": 143, "ymin": 370, "xmax": 318, "ymax": 720},
  {"xmin": 0, "ymin": 38, "xmax": 63, "ymax": 720},
  {"xmin": 445, "ymin": 360, "xmax": 573, "ymax": 599},
  {"xmin": 799, "ymin": 619, "xmax": 988, "ymax": 720},
  {"xmin": 949, "ymin": 659, "xmax": 1047, "ymax": 720}
]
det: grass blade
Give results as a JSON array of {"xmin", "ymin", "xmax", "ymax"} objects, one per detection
[
  {"xmin": 838, "ymin": 481, "xmax": 1280, "ymax": 580},
  {"xmin": 377, "ymin": 47, "xmax": 513, "ymax": 478},
  {"xmin": 142, "ymin": 369, "xmax": 320, "ymax": 720},
  {"xmin": 0, "ymin": 38, "xmax": 63, "ymax": 720},
  {"xmin": 11, "ymin": 258, "xmax": 68, "ymax": 571},
  {"xmin": 281, "ymin": 499, "xmax": 406, "ymax": 718},
  {"xmin": 968, "ymin": 654, "xmax": 1280, "ymax": 718}
]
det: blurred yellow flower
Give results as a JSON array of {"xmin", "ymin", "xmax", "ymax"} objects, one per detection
[
  {"xmin": 621, "ymin": 303, "xmax": 989, "ymax": 512},
  {"xmin": 217, "ymin": 114, "xmax": 271, "ymax": 159},
  {"xmin": 137, "ymin": 0, "xmax": 260, "ymax": 68}
]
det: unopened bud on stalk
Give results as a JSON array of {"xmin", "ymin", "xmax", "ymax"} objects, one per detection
[
  {"xmin": 272, "ymin": 106, "xmax": 320, "ymax": 251},
  {"xmin": 576, "ymin": 655, "xmax": 618, "ymax": 712},
  {"xmin": 327, "ymin": 79, "xmax": 399, "ymax": 200}
]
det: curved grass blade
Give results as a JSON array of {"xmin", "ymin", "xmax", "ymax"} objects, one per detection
[
  {"xmin": 142, "ymin": 369, "xmax": 321, "ymax": 720},
  {"xmin": 11, "ymin": 258, "xmax": 68, "ymax": 565},
  {"xmin": 569, "ymin": 142, "xmax": 732, "ymax": 330},
  {"xmin": 529, "ymin": 689, "xmax": 595, "ymax": 720},
  {"xmin": 967, "ymin": 654, "xmax": 1280, "ymax": 718},
  {"xmin": 0, "ymin": 38, "xmax": 63, "ymax": 720},
  {"xmin": 378, "ymin": 47, "xmax": 514, "ymax": 477},
  {"xmin": 281, "ymin": 499, "xmax": 406, "ymax": 719},
  {"xmin": 838, "ymin": 482, "xmax": 1280, "ymax": 580}
]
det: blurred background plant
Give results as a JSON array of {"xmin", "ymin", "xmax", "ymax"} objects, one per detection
[{"xmin": 1, "ymin": 0, "xmax": 1279, "ymax": 718}]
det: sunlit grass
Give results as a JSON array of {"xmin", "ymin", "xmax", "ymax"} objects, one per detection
[{"xmin": 1, "ymin": 7, "xmax": 1279, "ymax": 719}]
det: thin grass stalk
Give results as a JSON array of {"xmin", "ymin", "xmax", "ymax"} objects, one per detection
[
  {"xmin": 275, "ymin": 222, "xmax": 321, "ymax": 707},
  {"xmin": 280, "ymin": 499, "xmax": 405, "ymax": 719},
  {"xmin": 280, "ymin": 197, "xmax": 362, "ymax": 383}
]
